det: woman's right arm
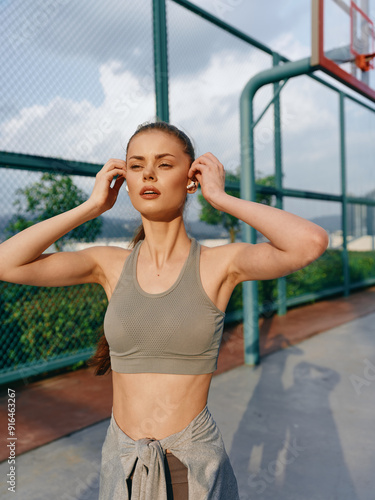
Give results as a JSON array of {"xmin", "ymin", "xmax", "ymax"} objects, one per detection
[{"xmin": 0, "ymin": 159, "xmax": 126, "ymax": 288}]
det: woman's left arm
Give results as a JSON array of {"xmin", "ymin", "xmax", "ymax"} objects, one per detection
[{"xmin": 188, "ymin": 152, "xmax": 329, "ymax": 282}]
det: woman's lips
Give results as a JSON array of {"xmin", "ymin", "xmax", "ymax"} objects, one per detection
[
  {"xmin": 140, "ymin": 193, "xmax": 160, "ymax": 199},
  {"xmin": 140, "ymin": 185, "xmax": 161, "ymax": 193},
  {"xmin": 139, "ymin": 185, "xmax": 161, "ymax": 199}
]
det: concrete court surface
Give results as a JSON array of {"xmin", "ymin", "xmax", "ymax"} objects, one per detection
[{"xmin": 0, "ymin": 312, "xmax": 374, "ymax": 500}]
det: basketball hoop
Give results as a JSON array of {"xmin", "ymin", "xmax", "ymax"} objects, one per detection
[{"xmin": 311, "ymin": 0, "xmax": 375, "ymax": 101}]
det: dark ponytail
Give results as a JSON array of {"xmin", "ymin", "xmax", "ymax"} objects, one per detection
[{"xmin": 87, "ymin": 121, "xmax": 195, "ymax": 376}]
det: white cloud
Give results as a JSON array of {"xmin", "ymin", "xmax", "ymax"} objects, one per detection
[
  {"xmin": 0, "ymin": 61, "xmax": 156, "ymax": 163},
  {"xmin": 271, "ymin": 31, "xmax": 310, "ymax": 60}
]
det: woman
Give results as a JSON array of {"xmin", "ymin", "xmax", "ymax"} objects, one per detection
[{"xmin": 0, "ymin": 121, "xmax": 328, "ymax": 499}]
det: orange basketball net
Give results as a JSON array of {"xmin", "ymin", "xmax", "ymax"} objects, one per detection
[{"xmin": 355, "ymin": 53, "xmax": 375, "ymax": 72}]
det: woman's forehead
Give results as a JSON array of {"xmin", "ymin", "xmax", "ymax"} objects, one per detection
[{"xmin": 127, "ymin": 130, "xmax": 183, "ymax": 155}]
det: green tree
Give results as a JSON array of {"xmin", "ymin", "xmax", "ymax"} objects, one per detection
[
  {"xmin": 198, "ymin": 168, "xmax": 276, "ymax": 242},
  {"xmin": 6, "ymin": 172, "xmax": 102, "ymax": 251},
  {"xmin": 254, "ymin": 170, "xmax": 277, "ymax": 206}
]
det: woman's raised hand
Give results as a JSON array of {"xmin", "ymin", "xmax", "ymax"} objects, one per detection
[
  {"xmin": 89, "ymin": 159, "xmax": 126, "ymax": 214},
  {"xmin": 188, "ymin": 153, "xmax": 226, "ymax": 206}
]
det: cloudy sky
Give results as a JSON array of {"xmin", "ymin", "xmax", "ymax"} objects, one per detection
[{"xmin": 1, "ymin": 0, "xmax": 375, "ymax": 223}]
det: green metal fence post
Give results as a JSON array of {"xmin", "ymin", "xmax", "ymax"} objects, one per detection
[
  {"xmin": 273, "ymin": 53, "xmax": 287, "ymax": 316},
  {"xmin": 339, "ymin": 92, "xmax": 350, "ymax": 296},
  {"xmin": 152, "ymin": 0, "xmax": 169, "ymax": 122},
  {"xmin": 240, "ymin": 75, "xmax": 259, "ymax": 366},
  {"xmin": 240, "ymin": 57, "xmax": 314, "ymax": 366}
]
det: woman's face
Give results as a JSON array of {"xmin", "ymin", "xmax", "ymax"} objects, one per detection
[{"xmin": 125, "ymin": 130, "xmax": 194, "ymax": 220}]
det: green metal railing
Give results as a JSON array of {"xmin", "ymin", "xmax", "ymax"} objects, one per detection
[{"xmin": 239, "ymin": 57, "xmax": 375, "ymax": 364}]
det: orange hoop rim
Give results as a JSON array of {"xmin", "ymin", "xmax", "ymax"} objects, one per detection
[{"xmin": 355, "ymin": 53, "xmax": 375, "ymax": 71}]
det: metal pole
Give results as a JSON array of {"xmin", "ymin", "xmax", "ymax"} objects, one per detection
[
  {"xmin": 240, "ymin": 76, "xmax": 259, "ymax": 366},
  {"xmin": 273, "ymin": 53, "xmax": 287, "ymax": 316},
  {"xmin": 339, "ymin": 92, "xmax": 350, "ymax": 295},
  {"xmin": 240, "ymin": 57, "xmax": 314, "ymax": 366},
  {"xmin": 152, "ymin": 0, "xmax": 169, "ymax": 122}
]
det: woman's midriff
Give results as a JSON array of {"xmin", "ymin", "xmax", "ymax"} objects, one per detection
[{"xmin": 111, "ymin": 371, "xmax": 213, "ymax": 452}]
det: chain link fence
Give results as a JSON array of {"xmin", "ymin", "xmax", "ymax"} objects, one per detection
[{"xmin": 1, "ymin": 0, "xmax": 156, "ymax": 384}]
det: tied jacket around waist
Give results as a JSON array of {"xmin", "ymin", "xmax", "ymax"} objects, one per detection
[{"xmin": 99, "ymin": 404, "xmax": 239, "ymax": 500}]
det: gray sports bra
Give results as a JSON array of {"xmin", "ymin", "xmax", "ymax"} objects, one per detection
[{"xmin": 103, "ymin": 237, "xmax": 225, "ymax": 374}]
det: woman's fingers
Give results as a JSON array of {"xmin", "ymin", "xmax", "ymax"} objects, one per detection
[
  {"xmin": 103, "ymin": 167, "xmax": 126, "ymax": 183},
  {"xmin": 99, "ymin": 159, "xmax": 126, "ymax": 179},
  {"xmin": 188, "ymin": 153, "xmax": 224, "ymax": 180},
  {"xmin": 89, "ymin": 159, "xmax": 127, "ymax": 213},
  {"xmin": 101, "ymin": 158, "xmax": 126, "ymax": 172},
  {"xmin": 188, "ymin": 153, "xmax": 226, "ymax": 204}
]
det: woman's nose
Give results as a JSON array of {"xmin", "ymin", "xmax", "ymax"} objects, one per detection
[{"xmin": 143, "ymin": 165, "xmax": 157, "ymax": 180}]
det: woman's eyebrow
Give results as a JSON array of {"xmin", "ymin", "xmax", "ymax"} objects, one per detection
[{"xmin": 128, "ymin": 153, "xmax": 176, "ymax": 160}]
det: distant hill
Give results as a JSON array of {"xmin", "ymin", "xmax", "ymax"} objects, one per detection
[
  {"xmin": 98, "ymin": 216, "xmax": 229, "ymax": 240},
  {"xmin": 98, "ymin": 216, "xmax": 138, "ymax": 239},
  {"xmin": 0, "ymin": 214, "xmax": 229, "ymax": 242},
  {"xmin": 309, "ymin": 214, "xmax": 341, "ymax": 233}
]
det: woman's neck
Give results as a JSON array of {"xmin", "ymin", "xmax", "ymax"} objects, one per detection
[{"xmin": 139, "ymin": 216, "xmax": 191, "ymax": 267}]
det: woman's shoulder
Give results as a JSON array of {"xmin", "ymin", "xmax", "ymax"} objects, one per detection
[
  {"xmin": 198, "ymin": 240, "xmax": 244, "ymax": 278},
  {"xmin": 83, "ymin": 243, "xmax": 134, "ymax": 261},
  {"xmin": 82, "ymin": 244, "xmax": 135, "ymax": 293},
  {"xmin": 198, "ymin": 240, "xmax": 243, "ymax": 259}
]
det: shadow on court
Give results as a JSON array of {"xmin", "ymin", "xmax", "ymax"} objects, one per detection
[
  {"xmin": 229, "ymin": 337, "xmax": 358, "ymax": 500},
  {"xmin": 217, "ymin": 318, "xmax": 375, "ymax": 500}
]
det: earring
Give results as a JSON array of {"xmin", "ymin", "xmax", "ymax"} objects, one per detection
[
  {"xmin": 125, "ymin": 183, "xmax": 129, "ymax": 192},
  {"xmin": 187, "ymin": 181, "xmax": 196, "ymax": 190}
]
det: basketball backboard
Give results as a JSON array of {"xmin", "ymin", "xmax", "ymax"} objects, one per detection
[{"xmin": 311, "ymin": 0, "xmax": 375, "ymax": 101}]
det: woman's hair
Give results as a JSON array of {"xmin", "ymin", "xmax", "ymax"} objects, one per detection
[{"xmin": 87, "ymin": 121, "xmax": 195, "ymax": 376}]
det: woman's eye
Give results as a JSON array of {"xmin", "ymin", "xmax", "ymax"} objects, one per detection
[{"xmin": 130, "ymin": 164, "xmax": 171, "ymax": 169}]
